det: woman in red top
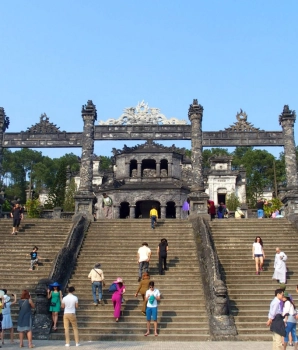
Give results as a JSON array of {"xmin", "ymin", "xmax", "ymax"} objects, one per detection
[{"xmin": 208, "ymin": 200, "xmax": 216, "ymax": 220}]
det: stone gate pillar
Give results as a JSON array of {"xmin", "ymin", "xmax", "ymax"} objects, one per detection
[
  {"xmin": 279, "ymin": 105, "xmax": 298, "ymax": 189},
  {"xmin": 156, "ymin": 162, "xmax": 161, "ymax": 177},
  {"xmin": 188, "ymin": 99, "xmax": 209, "ymax": 216},
  {"xmin": 279, "ymin": 105, "xmax": 298, "ymax": 217},
  {"xmin": 137, "ymin": 162, "xmax": 142, "ymax": 177},
  {"xmin": 74, "ymin": 100, "xmax": 97, "ymax": 221},
  {"xmin": 129, "ymin": 205, "xmax": 136, "ymax": 219},
  {"xmin": 0, "ymin": 108, "xmax": 9, "ymax": 181},
  {"xmin": 160, "ymin": 205, "xmax": 166, "ymax": 219}
]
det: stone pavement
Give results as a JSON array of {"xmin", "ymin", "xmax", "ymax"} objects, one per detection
[{"xmin": 1, "ymin": 340, "xmax": 272, "ymax": 349}]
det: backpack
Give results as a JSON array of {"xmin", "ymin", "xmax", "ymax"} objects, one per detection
[{"xmin": 108, "ymin": 283, "xmax": 117, "ymax": 292}]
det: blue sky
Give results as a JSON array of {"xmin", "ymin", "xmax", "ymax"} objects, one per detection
[{"xmin": 1, "ymin": 0, "xmax": 297, "ymax": 160}]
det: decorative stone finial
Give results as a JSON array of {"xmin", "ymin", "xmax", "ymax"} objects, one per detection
[
  {"xmin": 279, "ymin": 105, "xmax": 296, "ymax": 125},
  {"xmin": 82, "ymin": 100, "xmax": 97, "ymax": 121},
  {"xmin": 188, "ymin": 100, "xmax": 203, "ymax": 121}
]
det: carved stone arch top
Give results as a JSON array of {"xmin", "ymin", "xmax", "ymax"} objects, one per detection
[
  {"xmin": 221, "ymin": 109, "xmax": 264, "ymax": 132},
  {"xmin": 24, "ymin": 113, "xmax": 66, "ymax": 133}
]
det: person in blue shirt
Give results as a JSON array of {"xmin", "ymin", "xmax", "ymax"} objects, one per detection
[{"xmin": 27, "ymin": 246, "xmax": 41, "ymax": 271}]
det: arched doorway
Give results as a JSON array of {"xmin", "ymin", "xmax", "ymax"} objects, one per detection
[
  {"xmin": 120, "ymin": 201, "xmax": 130, "ymax": 219},
  {"xmin": 166, "ymin": 201, "xmax": 176, "ymax": 218},
  {"xmin": 136, "ymin": 200, "xmax": 160, "ymax": 218}
]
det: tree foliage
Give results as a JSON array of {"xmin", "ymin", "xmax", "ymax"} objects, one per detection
[{"xmin": 44, "ymin": 161, "xmax": 67, "ymax": 209}]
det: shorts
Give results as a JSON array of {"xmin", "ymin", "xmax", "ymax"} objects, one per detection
[
  {"xmin": 146, "ymin": 307, "xmax": 157, "ymax": 321},
  {"xmin": 254, "ymin": 254, "xmax": 263, "ymax": 258}
]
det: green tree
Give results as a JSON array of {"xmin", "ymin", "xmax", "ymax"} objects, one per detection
[
  {"xmin": 63, "ymin": 178, "xmax": 77, "ymax": 211},
  {"xmin": 45, "ymin": 161, "xmax": 67, "ymax": 209},
  {"xmin": 226, "ymin": 193, "xmax": 241, "ymax": 211}
]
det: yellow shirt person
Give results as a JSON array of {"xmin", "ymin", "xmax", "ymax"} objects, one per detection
[{"xmin": 150, "ymin": 207, "xmax": 158, "ymax": 230}]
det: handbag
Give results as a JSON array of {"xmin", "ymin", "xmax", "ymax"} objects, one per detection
[
  {"xmin": 50, "ymin": 302, "xmax": 56, "ymax": 307},
  {"xmin": 108, "ymin": 283, "xmax": 117, "ymax": 292}
]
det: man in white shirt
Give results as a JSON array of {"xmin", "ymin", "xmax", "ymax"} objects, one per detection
[
  {"xmin": 266, "ymin": 288, "xmax": 284, "ymax": 350},
  {"xmin": 88, "ymin": 263, "xmax": 105, "ymax": 305},
  {"xmin": 137, "ymin": 242, "xmax": 151, "ymax": 282},
  {"xmin": 61, "ymin": 286, "xmax": 80, "ymax": 347}
]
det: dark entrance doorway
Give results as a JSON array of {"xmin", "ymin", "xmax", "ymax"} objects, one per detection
[
  {"xmin": 166, "ymin": 201, "xmax": 176, "ymax": 218},
  {"xmin": 136, "ymin": 200, "xmax": 160, "ymax": 218},
  {"xmin": 120, "ymin": 202, "xmax": 130, "ymax": 219},
  {"xmin": 218, "ymin": 194, "xmax": 226, "ymax": 204}
]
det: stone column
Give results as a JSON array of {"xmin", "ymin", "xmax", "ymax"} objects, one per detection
[
  {"xmin": 188, "ymin": 99, "xmax": 209, "ymax": 216},
  {"xmin": 160, "ymin": 205, "xmax": 166, "ymax": 219},
  {"xmin": 74, "ymin": 100, "xmax": 97, "ymax": 221},
  {"xmin": 137, "ymin": 162, "xmax": 142, "ymax": 177},
  {"xmin": 279, "ymin": 105, "xmax": 298, "ymax": 217},
  {"xmin": 156, "ymin": 162, "xmax": 161, "ymax": 177},
  {"xmin": 279, "ymin": 105, "xmax": 298, "ymax": 189},
  {"xmin": 175, "ymin": 205, "xmax": 182, "ymax": 219},
  {"xmin": 129, "ymin": 205, "xmax": 136, "ymax": 219},
  {"xmin": 125, "ymin": 162, "xmax": 130, "ymax": 177},
  {"xmin": 114, "ymin": 205, "xmax": 120, "ymax": 219},
  {"xmin": 168, "ymin": 163, "xmax": 172, "ymax": 177},
  {"xmin": 0, "ymin": 108, "xmax": 9, "ymax": 181}
]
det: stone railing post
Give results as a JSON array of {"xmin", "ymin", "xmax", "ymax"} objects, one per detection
[{"xmin": 74, "ymin": 100, "xmax": 97, "ymax": 221}]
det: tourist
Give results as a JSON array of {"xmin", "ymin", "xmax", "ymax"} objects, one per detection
[
  {"xmin": 273, "ymin": 248, "xmax": 288, "ymax": 284},
  {"xmin": 257, "ymin": 198, "xmax": 267, "ymax": 219},
  {"xmin": 149, "ymin": 205, "xmax": 158, "ymax": 229},
  {"xmin": 252, "ymin": 236, "xmax": 265, "ymax": 275},
  {"xmin": 47, "ymin": 282, "xmax": 63, "ymax": 331},
  {"xmin": 61, "ymin": 286, "xmax": 80, "ymax": 347},
  {"xmin": 235, "ymin": 207, "xmax": 245, "ymax": 219},
  {"xmin": 10, "ymin": 203, "xmax": 23, "ymax": 235},
  {"xmin": 111, "ymin": 277, "xmax": 126, "ymax": 322},
  {"xmin": 282, "ymin": 291, "xmax": 297, "ymax": 349},
  {"xmin": 137, "ymin": 242, "xmax": 151, "ymax": 282},
  {"xmin": 144, "ymin": 281, "xmax": 161, "ymax": 336},
  {"xmin": 2, "ymin": 291, "xmax": 16, "ymax": 345},
  {"xmin": 266, "ymin": 289, "xmax": 285, "ymax": 350},
  {"xmin": 157, "ymin": 238, "xmax": 168, "ymax": 275},
  {"xmin": 217, "ymin": 202, "xmax": 226, "ymax": 219},
  {"xmin": 88, "ymin": 263, "xmax": 105, "ymax": 306},
  {"xmin": 17, "ymin": 290, "xmax": 35, "ymax": 349},
  {"xmin": 207, "ymin": 200, "xmax": 216, "ymax": 221},
  {"xmin": 135, "ymin": 272, "xmax": 151, "ymax": 316},
  {"xmin": 182, "ymin": 198, "xmax": 190, "ymax": 218},
  {"xmin": 102, "ymin": 193, "xmax": 113, "ymax": 219},
  {"xmin": 27, "ymin": 246, "xmax": 42, "ymax": 271}
]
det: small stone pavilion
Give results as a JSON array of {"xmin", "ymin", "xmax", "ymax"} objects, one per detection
[{"xmin": 74, "ymin": 142, "xmax": 247, "ymax": 219}]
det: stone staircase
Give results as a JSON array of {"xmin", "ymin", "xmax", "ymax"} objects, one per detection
[
  {"xmin": 0, "ymin": 219, "xmax": 72, "ymax": 336},
  {"xmin": 210, "ymin": 218, "xmax": 298, "ymax": 340},
  {"xmin": 50, "ymin": 219, "xmax": 210, "ymax": 341}
]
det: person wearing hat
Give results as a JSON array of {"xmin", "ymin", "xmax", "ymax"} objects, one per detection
[
  {"xmin": 282, "ymin": 291, "xmax": 298, "ymax": 349},
  {"xmin": 111, "ymin": 277, "xmax": 126, "ymax": 322},
  {"xmin": 47, "ymin": 282, "xmax": 62, "ymax": 331},
  {"xmin": 1, "ymin": 290, "xmax": 16, "ymax": 344},
  {"xmin": 88, "ymin": 263, "xmax": 105, "ymax": 306}
]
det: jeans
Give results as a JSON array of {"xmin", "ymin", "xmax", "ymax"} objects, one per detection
[
  {"xmin": 284, "ymin": 322, "xmax": 297, "ymax": 343},
  {"xmin": 139, "ymin": 261, "xmax": 149, "ymax": 278},
  {"xmin": 151, "ymin": 216, "xmax": 157, "ymax": 228},
  {"xmin": 63, "ymin": 313, "xmax": 79, "ymax": 345},
  {"xmin": 92, "ymin": 281, "xmax": 103, "ymax": 303},
  {"xmin": 159, "ymin": 255, "xmax": 167, "ymax": 274}
]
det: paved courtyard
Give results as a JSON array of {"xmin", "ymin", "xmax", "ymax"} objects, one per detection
[{"xmin": 1, "ymin": 340, "xmax": 272, "ymax": 349}]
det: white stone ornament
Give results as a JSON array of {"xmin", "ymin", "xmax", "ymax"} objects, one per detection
[{"xmin": 99, "ymin": 101, "xmax": 187, "ymax": 125}]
